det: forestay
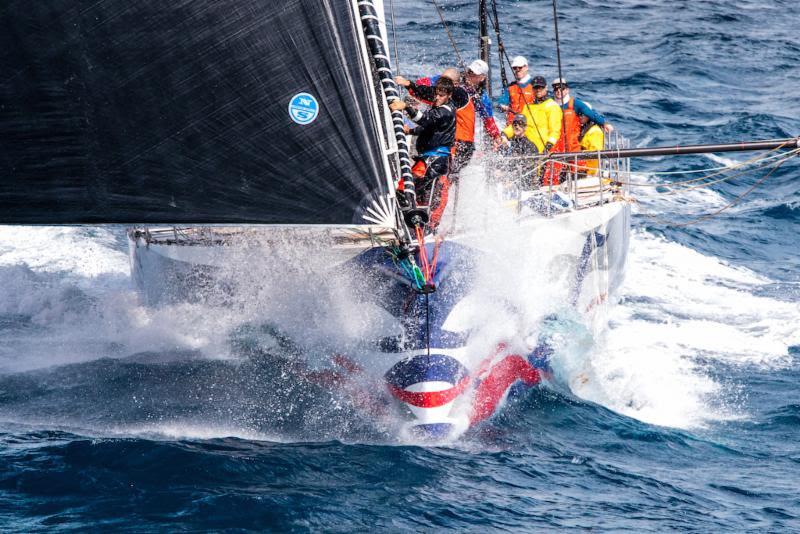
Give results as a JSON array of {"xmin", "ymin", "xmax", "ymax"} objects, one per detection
[{"xmin": 0, "ymin": 0, "xmax": 393, "ymax": 224}]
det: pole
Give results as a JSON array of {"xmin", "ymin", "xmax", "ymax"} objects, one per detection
[
  {"xmin": 539, "ymin": 137, "xmax": 800, "ymax": 161},
  {"xmin": 479, "ymin": 0, "xmax": 492, "ymax": 98}
]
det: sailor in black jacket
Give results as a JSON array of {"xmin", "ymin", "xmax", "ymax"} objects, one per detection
[{"xmin": 389, "ymin": 76, "xmax": 456, "ymax": 226}]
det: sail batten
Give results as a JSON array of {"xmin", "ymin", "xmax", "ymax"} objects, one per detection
[{"xmin": 1, "ymin": 0, "xmax": 392, "ymax": 225}]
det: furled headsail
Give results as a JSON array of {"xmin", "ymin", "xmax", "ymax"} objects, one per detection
[{"xmin": 0, "ymin": 0, "xmax": 397, "ymax": 225}]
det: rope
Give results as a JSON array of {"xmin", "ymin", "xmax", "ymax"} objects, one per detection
[
  {"xmin": 415, "ymin": 226, "xmax": 433, "ymax": 284},
  {"xmin": 430, "ymin": 0, "xmax": 467, "ymax": 72},
  {"xmin": 636, "ymin": 154, "xmax": 793, "ymax": 227}
]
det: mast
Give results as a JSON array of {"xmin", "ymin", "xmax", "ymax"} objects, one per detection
[{"xmin": 479, "ymin": 0, "xmax": 492, "ymax": 98}]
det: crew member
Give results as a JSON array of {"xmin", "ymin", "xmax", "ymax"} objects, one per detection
[
  {"xmin": 397, "ymin": 60, "xmax": 500, "ymax": 178},
  {"xmin": 501, "ymin": 75, "xmax": 562, "ymax": 185},
  {"xmin": 497, "ymin": 56, "xmax": 535, "ymax": 125},
  {"xmin": 578, "ymin": 110, "xmax": 604, "ymax": 176},
  {"xmin": 461, "ymin": 59, "xmax": 502, "ymax": 168},
  {"xmin": 498, "ymin": 114, "xmax": 538, "ymax": 187},
  {"xmin": 389, "ymin": 77, "xmax": 456, "ymax": 227},
  {"xmin": 551, "ymin": 77, "xmax": 613, "ymax": 155}
]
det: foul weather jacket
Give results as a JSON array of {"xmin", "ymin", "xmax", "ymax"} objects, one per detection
[
  {"xmin": 409, "ymin": 77, "xmax": 500, "ymax": 143},
  {"xmin": 405, "ymin": 101, "xmax": 456, "ymax": 157},
  {"xmin": 579, "ymin": 122, "xmax": 604, "ymax": 175},
  {"xmin": 559, "ymin": 95, "xmax": 607, "ymax": 127},
  {"xmin": 502, "ymin": 97, "xmax": 562, "ymax": 153},
  {"xmin": 497, "ymin": 76, "xmax": 536, "ymax": 125}
]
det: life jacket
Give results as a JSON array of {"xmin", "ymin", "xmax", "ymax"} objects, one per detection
[
  {"xmin": 561, "ymin": 99, "xmax": 582, "ymax": 153},
  {"xmin": 505, "ymin": 81, "xmax": 536, "ymax": 124},
  {"xmin": 455, "ymin": 97, "xmax": 476, "ymax": 143}
]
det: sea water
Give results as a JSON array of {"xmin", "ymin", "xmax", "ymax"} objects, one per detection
[{"xmin": 1, "ymin": 0, "xmax": 799, "ymax": 530}]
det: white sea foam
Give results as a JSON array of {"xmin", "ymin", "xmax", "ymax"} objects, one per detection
[
  {"xmin": 110, "ymin": 423, "xmax": 284, "ymax": 443},
  {"xmin": 564, "ymin": 228, "xmax": 800, "ymax": 428},
  {"xmin": 2, "ymin": 210, "xmax": 798, "ymax": 433},
  {"xmin": 703, "ymin": 152, "xmax": 740, "ymax": 168},
  {"xmin": 0, "ymin": 226, "xmax": 247, "ymax": 372}
]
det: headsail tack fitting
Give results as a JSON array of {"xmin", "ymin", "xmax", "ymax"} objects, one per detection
[{"xmin": 357, "ymin": 0, "xmax": 426, "ymax": 229}]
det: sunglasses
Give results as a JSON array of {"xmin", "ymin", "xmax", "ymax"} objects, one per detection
[
  {"xmin": 552, "ymin": 85, "xmax": 567, "ymax": 90},
  {"xmin": 533, "ymin": 85, "xmax": 546, "ymax": 89},
  {"xmin": 511, "ymin": 66, "xmax": 526, "ymax": 70}
]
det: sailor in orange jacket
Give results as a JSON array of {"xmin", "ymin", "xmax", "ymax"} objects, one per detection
[
  {"xmin": 551, "ymin": 77, "xmax": 613, "ymax": 155},
  {"xmin": 396, "ymin": 60, "xmax": 500, "ymax": 179},
  {"xmin": 497, "ymin": 56, "xmax": 536, "ymax": 125}
]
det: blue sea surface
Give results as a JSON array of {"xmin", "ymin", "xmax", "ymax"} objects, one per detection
[{"xmin": 1, "ymin": 0, "xmax": 799, "ymax": 531}]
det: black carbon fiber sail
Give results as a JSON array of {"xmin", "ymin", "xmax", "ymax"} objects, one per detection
[{"xmin": 0, "ymin": 0, "xmax": 390, "ymax": 224}]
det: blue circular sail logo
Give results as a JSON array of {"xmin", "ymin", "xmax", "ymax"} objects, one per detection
[{"xmin": 288, "ymin": 92, "xmax": 319, "ymax": 125}]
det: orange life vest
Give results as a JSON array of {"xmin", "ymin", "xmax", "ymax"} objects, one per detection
[
  {"xmin": 455, "ymin": 97, "xmax": 476, "ymax": 143},
  {"xmin": 506, "ymin": 82, "xmax": 536, "ymax": 124},
  {"xmin": 561, "ymin": 99, "xmax": 582, "ymax": 153}
]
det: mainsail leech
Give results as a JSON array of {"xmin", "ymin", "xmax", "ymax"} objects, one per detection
[{"xmin": 357, "ymin": 0, "xmax": 418, "ymax": 214}]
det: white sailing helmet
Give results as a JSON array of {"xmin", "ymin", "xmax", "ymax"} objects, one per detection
[
  {"xmin": 551, "ymin": 76, "xmax": 568, "ymax": 87},
  {"xmin": 467, "ymin": 59, "xmax": 489, "ymax": 76}
]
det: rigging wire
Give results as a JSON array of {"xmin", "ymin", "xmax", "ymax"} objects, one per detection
[
  {"xmin": 488, "ymin": 0, "xmax": 509, "ymax": 90},
  {"xmin": 389, "ymin": 0, "xmax": 401, "ymax": 74},
  {"xmin": 636, "ymin": 153, "xmax": 794, "ymax": 227},
  {"xmin": 647, "ymin": 148, "xmax": 800, "ymax": 194},
  {"xmin": 623, "ymin": 142, "xmax": 797, "ymax": 185},
  {"xmin": 482, "ymin": 1, "xmax": 551, "ymax": 164},
  {"xmin": 551, "ymin": 0, "xmax": 568, "ymax": 155},
  {"xmin": 431, "ymin": 0, "xmax": 467, "ymax": 72},
  {"xmin": 499, "ymin": 145, "xmax": 799, "ymax": 188},
  {"xmin": 425, "ymin": 292, "xmax": 431, "ymax": 358}
]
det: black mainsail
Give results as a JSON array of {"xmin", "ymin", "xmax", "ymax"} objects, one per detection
[{"xmin": 1, "ymin": 0, "xmax": 395, "ymax": 224}]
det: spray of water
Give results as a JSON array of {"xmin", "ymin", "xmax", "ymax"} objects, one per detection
[{"xmin": 1, "ymin": 162, "xmax": 797, "ymax": 437}]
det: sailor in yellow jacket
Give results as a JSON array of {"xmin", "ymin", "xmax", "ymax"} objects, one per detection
[
  {"xmin": 501, "ymin": 75, "xmax": 562, "ymax": 154},
  {"xmin": 578, "ymin": 110, "xmax": 605, "ymax": 175}
]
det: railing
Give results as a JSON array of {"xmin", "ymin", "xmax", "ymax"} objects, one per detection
[
  {"xmin": 556, "ymin": 130, "xmax": 630, "ymax": 213},
  {"xmin": 501, "ymin": 131, "xmax": 629, "ymax": 219}
]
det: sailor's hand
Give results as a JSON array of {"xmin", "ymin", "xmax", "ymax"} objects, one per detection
[
  {"xmin": 394, "ymin": 76, "xmax": 411, "ymax": 88},
  {"xmin": 403, "ymin": 124, "xmax": 411, "ymax": 135},
  {"xmin": 389, "ymin": 100, "xmax": 406, "ymax": 112},
  {"xmin": 603, "ymin": 123, "xmax": 615, "ymax": 133},
  {"xmin": 499, "ymin": 104, "xmax": 509, "ymax": 112},
  {"xmin": 493, "ymin": 136, "xmax": 508, "ymax": 150}
]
